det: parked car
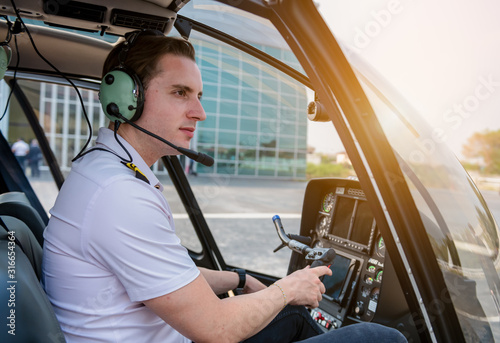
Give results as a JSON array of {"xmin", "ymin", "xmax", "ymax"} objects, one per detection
[{"xmin": 0, "ymin": 0, "xmax": 498, "ymax": 342}]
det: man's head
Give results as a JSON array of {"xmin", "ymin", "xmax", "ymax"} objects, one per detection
[
  {"xmin": 101, "ymin": 30, "xmax": 206, "ymax": 166},
  {"xmin": 102, "ymin": 31, "xmax": 196, "ymax": 91},
  {"xmin": 100, "ymin": 31, "xmax": 196, "ymax": 122}
]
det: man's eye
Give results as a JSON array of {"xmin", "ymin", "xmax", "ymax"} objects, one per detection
[{"xmin": 176, "ymin": 90, "xmax": 187, "ymax": 97}]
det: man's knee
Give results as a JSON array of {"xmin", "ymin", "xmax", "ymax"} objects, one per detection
[{"xmin": 349, "ymin": 322, "xmax": 407, "ymax": 342}]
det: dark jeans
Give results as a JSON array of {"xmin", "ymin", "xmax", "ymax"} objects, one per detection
[{"xmin": 242, "ymin": 305, "xmax": 407, "ymax": 343}]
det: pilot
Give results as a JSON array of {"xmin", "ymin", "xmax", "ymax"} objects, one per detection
[{"xmin": 42, "ymin": 30, "xmax": 407, "ymax": 343}]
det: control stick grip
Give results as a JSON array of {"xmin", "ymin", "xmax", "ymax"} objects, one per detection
[{"xmin": 310, "ymin": 248, "xmax": 336, "ymax": 268}]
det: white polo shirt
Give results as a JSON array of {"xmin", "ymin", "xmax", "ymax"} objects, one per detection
[{"xmin": 42, "ymin": 128, "xmax": 199, "ymax": 343}]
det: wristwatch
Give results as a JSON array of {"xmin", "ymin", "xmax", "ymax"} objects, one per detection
[{"xmin": 231, "ymin": 268, "xmax": 246, "ymax": 289}]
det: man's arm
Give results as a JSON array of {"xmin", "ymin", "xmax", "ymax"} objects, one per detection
[
  {"xmin": 198, "ymin": 267, "xmax": 267, "ymax": 295},
  {"xmin": 144, "ymin": 266, "xmax": 331, "ymax": 343}
]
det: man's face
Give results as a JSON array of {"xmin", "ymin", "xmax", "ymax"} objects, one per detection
[{"xmin": 137, "ymin": 54, "xmax": 205, "ymax": 156}]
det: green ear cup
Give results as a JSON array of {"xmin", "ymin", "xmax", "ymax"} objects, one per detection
[
  {"xmin": 0, "ymin": 45, "xmax": 12, "ymax": 80},
  {"xmin": 99, "ymin": 69, "xmax": 144, "ymax": 123}
]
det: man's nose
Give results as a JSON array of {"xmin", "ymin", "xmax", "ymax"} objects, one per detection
[{"xmin": 189, "ymin": 99, "xmax": 206, "ymax": 122}]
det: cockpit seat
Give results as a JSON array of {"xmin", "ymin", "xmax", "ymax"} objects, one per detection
[
  {"xmin": 0, "ymin": 191, "xmax": 46, "ymax": 246},
  {"xmin": 0, "ymin": 192, "xmax": 65, "ymax": 342}
]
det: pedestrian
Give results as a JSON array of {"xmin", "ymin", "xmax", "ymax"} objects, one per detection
[
  {"xmin": 11, "ymin": 137, "xmax": 30, "ymax": 171},
  {"xmin": 27, "ymin": 139, "xmax": 42, "ymax": 177}
]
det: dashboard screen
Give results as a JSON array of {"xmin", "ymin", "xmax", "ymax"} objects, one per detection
[
  {"xmin": 329, "ymin": 195, "xmax": 373, "ymax": 247},
  {"xmin": 350, "ymin": 200, "xmax": 374, "ymax": 246},
  {"xmin": 323, "ymin": 254, "xmax": 356, "ymax": 303},
  {"xmin": 330, "ymin": 196, "xmax": 355, "ymax": 239}
]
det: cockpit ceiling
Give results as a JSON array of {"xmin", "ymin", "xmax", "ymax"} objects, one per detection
[{"xmin": 0, "ymin": 0, "xmax": 186, "ymax": 36}]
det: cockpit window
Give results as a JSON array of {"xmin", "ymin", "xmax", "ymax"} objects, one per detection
[
  {"xmin": 357, "ymin": 67, "xmax": 500, "ymax": 341},
  {"xmin": 176, "ymin": 0, "xmax": 305, "ymax": 75}
]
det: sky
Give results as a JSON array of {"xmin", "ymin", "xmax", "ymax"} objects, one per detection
[{"xmin": 308, "ymin": 0, "xmax": 500, "ymax": 159}]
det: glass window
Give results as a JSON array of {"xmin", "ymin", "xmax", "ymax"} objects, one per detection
[
  {"xmin": 239, "ymin": 148, "xmax": 257, "ymax": 160},
  {"xmin": 220, "ymin": 86, "xmax": 239, "ymax": 101},
  {"xmin": 262, "ymin": 77, "xmax": 278, "ymax": 90},
  {"xmin": 200, "ymin": 57, "xmax": 218, "ymax": 69},
  {"xmin": 201, "ymin": 99, "xmax": 218, "ymax": 114},
  {"xmin": 217, "ymin": 147, "xmax": 236, "ymax": 160},
  {"xmin": 243, "ymin": 62, "xmax": 261, "ymax": 75},
  {"xmin": 241, "ymin": 103, "xmax": 259, "ymax": 118},
  {"xmin": 279, "ymin": 121, "xmax": 296, "ymax": 135},
  {"xmin": 220, "ymin": 101, "xmax": 238, "ymax": 116},
  {"xmin": 239, "ymin": 133, "xmax": 257, "ymax": 147},
  {"xmin": 238, "ymin": 162, "xmax": 256, "ymax": 176},
  {"xmin": 199, "ymin": 114, "xmax": 216, "ymax": 129},
  {"xmin": 199, "ymin": 129, "xmax": 216, "ymax": 144},
  {"xmin": 201, "ymin": 68, "xmax": 219, "ymax": 83},
  {"xmin": 178, "ymin": 1, "xmax": 306, "ymax": 75},
  {"xmin": 261, "ymin": 93, "xmax": 278, "ymax": 107},
  {"xmin": 260, "ymin": 119, "xmax": 277, "ymax": 133},
  {"xmin": 258, "ymin": 165, "xmax": 275, "ymax": 176},
  {"xmin": 259, "ymin": 149, "xmax": 276, "ymax": 163},
  {"xmin": 219, "ymin": 116, "xmax": 237, "ymax": 131},
  {"xmin": 261, "ymin": 105, "xmax": 278, "ymax": 120},
  {"xmin": 218, "ymin": 131, "xmax": 237, "ymax": 145},
  {"xmin": 240, "ymin": 118, "xmax": 258, "ymax": 132},
  {"xmin": 202, "ymin": 84, "xmax": 218, "ymax": 99},
  {"xmin": 221, "ymin": 72, "xmax": 240, "ymax": 87},
  {"xmin": 241, "ymin": 89, "xmax": 259, "ymax": 104},
  {"xmin": 222, "ymin": 54, "xmax": 240, "ymax": 71},
  {"xmin": 279, "ymin": 136, "xmax": 295, "ymax": 149}
]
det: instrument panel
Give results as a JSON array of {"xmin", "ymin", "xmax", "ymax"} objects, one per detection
[{"xmin": 289, "ymin": 178, "xmax": 396, "ymax": 331}]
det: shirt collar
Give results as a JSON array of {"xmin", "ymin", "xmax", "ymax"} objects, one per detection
[{"xmin": 95, "ymin": 128, "xmax": 163, "ymax": 191}]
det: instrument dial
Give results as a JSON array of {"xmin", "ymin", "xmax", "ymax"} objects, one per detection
[
  {"xmin": 322, "ymin": 192, "xmax": 335, "ymax": 213},
  {"xmin": 375, "ymin": 235, "xmax": 386, "ymax": 257}
]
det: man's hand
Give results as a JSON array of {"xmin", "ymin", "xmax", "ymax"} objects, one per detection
[{"xmin": 277, "ymin": 266, "xmax": 332, "ymax": 309}]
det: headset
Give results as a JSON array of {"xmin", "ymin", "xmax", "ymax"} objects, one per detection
[
  {"xmin": 98, "ymin": 29, "xmax": 214, "ymax": 167},
  {"xmin": 0, "ymin": 16, "xmax": 13, "ymax": 80},
  {"xmin": 0, "ymin": 43, "xmax": 11, "ymax": 80},
  {"xmin": 99, "ymin": 29, "xmax": 162, "ymax": 123}
]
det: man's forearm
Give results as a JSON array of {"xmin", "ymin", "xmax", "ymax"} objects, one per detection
[{"xmin": 198, "ymin": 267, "xmax": 240, "ymax": 295}]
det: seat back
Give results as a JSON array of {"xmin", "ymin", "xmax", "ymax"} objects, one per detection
[
  {"xmin": 0, "ymin": 193, "xmax": 65, "ymax": 342},
  {"xmin": 0, "ymin": 192, "xmax": 46, "ymax": 246}
]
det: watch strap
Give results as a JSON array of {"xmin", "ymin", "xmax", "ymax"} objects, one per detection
[{"xmin": 232, "ymin": 268, "xmax": 246, "ymax": 289}]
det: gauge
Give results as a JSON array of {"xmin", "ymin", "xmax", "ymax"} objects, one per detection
[
  {"xmin": 367, "ymin": 265, "xmax": 376, "ymax": 273},
  {"xmin": 375, "ymin": 270, "xmax": 383, "ymax": 282},
  {"xmin": 375, "ymin": 235, "xmax": 386, "ymax": 257},
  {"xmin": 364, "ymin": 275, "xmax": 374, "ymax": 285},
  {"xmin": 322, "ymin": 192, "xmax": 335, "ymax": 213},
  {"xmin": 318, "ymin": 216, "xmax": 329, "ymax": 236},
  {"xmin": 370, "ymin": 287, "xmax": 380, "ymax": 301}
]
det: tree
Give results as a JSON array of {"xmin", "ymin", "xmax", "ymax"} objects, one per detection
[{"xmin": 462, "ymin": 129, "xmax": 500, "ymax": 174}]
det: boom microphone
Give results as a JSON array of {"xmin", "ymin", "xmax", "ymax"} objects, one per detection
[{"xmin": 112, "ymin": 109, "xmax": 214, "ymax": 167}]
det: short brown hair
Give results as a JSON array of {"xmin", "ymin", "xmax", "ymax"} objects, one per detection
[{"xmin": 102, "ymin": 33, "xmax": 196, "ymax": 89}]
